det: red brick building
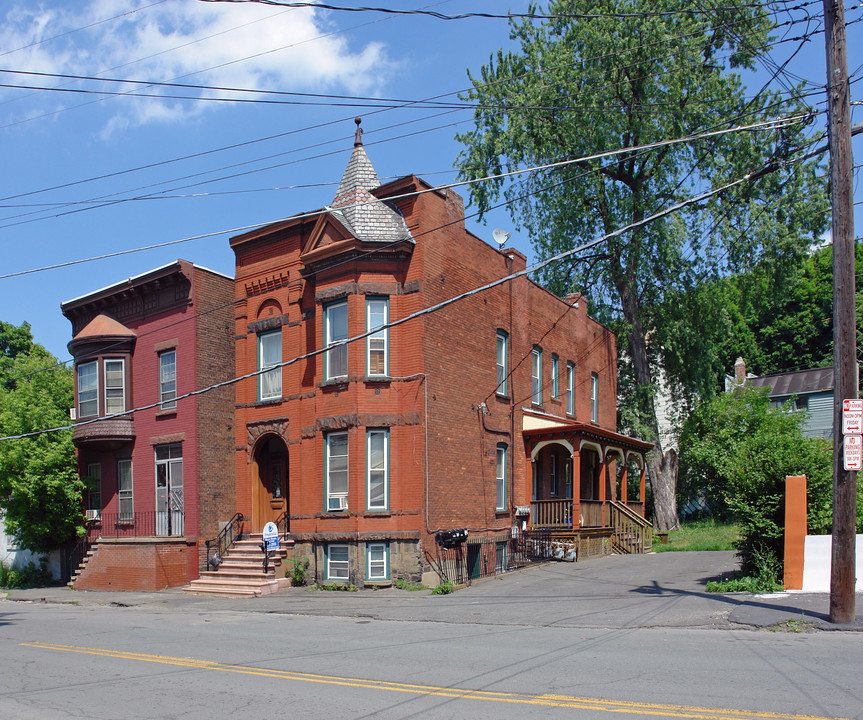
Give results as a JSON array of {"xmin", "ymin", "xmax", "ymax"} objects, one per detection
[
  {"xmin": 61, "ymin": 260, "xmax": 234, "ymax": 590},
  {"xmin": 230, "ymin": 123, "xmax": 651, "ymax": 586}
]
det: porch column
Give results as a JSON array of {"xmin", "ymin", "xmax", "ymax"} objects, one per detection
[
  {"xmin": 571, "ymin": 449, "xmax": 581, "ymax": 527},
  {"xmin": 525, "ymin": 442, "xmax": 534, "ymax": 529},
  {"xmin": 639, "ymin": 459, "xmax": 647, "ymax": 518},
  {"xmin": 598, "ymin": 449, "xmax": 607, "ymax": 526}
]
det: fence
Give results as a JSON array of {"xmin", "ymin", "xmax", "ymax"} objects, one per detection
[
  {"xmin": 430, "ymin": 529, "xmax": 552, "ymax": 586},
  {"xmin": 96, "ymin": 511, "xmax": 185, "ymax": 538}
]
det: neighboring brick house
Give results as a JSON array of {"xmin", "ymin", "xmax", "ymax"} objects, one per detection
[
  {"xmin": 230, "ymin": 121, "xmax": 651, "ymax": 587},
  {"xmin": 61, "ymin": 260, "xmax": 234, "ymax": 590}
]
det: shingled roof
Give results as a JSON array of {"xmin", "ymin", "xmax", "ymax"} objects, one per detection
[
  {"xmin": 745, "ymin": 367, "xmax": 834, "ymax": 397},
  {"xmin": 329, "ymin": 118, "xmax": 412, "ymax": 243}
]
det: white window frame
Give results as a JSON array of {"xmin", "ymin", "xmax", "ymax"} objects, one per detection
[
  {"xmin": 551, "ymin": 355, "xmax": 559, "ymax": 398},
  {"xmin": 366, "ymin": 429, "xmax": 388, "ymax": 510},
  {"xmin": 325, "ymin": 431, "xmax": 349, "ymax": 511},
  {"xmin": 325, "ymin": 301, "xmax": 349, "ymax": 380},
  {"xmin": 117, "ymin": 459, "xmax": 133, "ymax": 521},
  {"xmin": 327, "ymin": 544, "xmax": 350, "ymax": 580},
  {"xmin": 366, "ymin": 542, "xmax": 389, "ymax": 580},
  {"xmin": 496, "ymin": 443, "xmax": 507, "ymax": 511},
  {"xmin": 591, "ymin": 372, "xmax": 599, "ymax": 422},
  {"xmin": 566, "ymin": 362, "xmax": 575, "ymax": 416},
  {"xmin": 159, "ymin": 349, "xmax": 177, "ymax": 410},
  {"xmin": 366, "ymin": 298, "xmax": 388, "ymax": 377},
  {"xmin": 104, "ymin": 358, "xmax": 125, "ymax": 415},
  {"xmin": 496, "ymin": 331, "xmax": 508, "ymax": 396},
  {"xmin": 531, "ymin": 347, "xmax": 542, "ymax": 405},
  {"xmin": 77, "ymin": 360, "xmax": 98, "ymax": 418},
  {"xmin": 258, "ymin": 330, "xmax": 282, "ymax": 400}
]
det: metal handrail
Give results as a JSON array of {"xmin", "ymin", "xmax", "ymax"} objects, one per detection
[
  {"xmin": 275, "ymin": 509, "xmax": 289, "ymax": 538},
  {"xmin": 203, "ymin": 512, "xmax": 244, "ymax": 571}
]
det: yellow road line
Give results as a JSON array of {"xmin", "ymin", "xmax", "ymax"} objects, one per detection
[{"xmin": 21, "ymin": 642, "xmax": 850, "ymax": 720}]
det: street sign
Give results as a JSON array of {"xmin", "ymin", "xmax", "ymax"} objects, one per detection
[
  {"xmin": 842, "ymin": 398, "xmax": 863, "ymax": 434},
  {"xmin": 262, "ymin": 521, "xmax": 279, "ymax": 551},
  {"xmin": 843, "ymin": 434, "xmax": 862, "ymax": 471}
]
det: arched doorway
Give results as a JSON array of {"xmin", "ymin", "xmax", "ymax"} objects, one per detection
[{"xmin": 251, "ymin": 435, "xmax": 289, "ymax": 532}]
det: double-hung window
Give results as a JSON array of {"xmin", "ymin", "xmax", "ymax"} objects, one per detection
[
  {"xmin": 258, "ymin": 331, "xmax": 282, "ymax": 400},
  {"xmin": 366, "ymin": 429, "xmax": 388, "ymax": 510},
  {"xmin": 566, "ymin": 362, "xmax": 574, "ymax": 415},
  {"xmin": 86, "ymin": 463, "xmax": 101, "ymax": 512},
  {"xmin": 159, "ymin": 349, "xmax": 177, "ymax": 410},
  {"xmin": 77, "ymin": 361, "xmax": 98, "ymax": 418},
  {"xmin": 326, "ymin": 544, "xmax": 349, "ymax": 580},
  {"xmin": 550, "ymin": 453, "xmax": 559, "ymax": 497},
  {"xmin": 366, "ymin": 542, "xmax": 388, "ymax": 580},
  {"xmin": 531, "ymin": 347, "xmax": 542, "ymax": 405},
  {"xmin": 495, "ymin": 443, "xmax": 507, "ymax": 511},
  {"xmin": 495, "ymin": 331, "xmax": 508, "ymax": 396},
  {"xmin": 591, "ymin": 372, "xmax": 599, "ymax": 422},
  {"xmin": 366, "ymin": 298, "xmax": 388, "ymax": 376},
  {"xmin": 104, "ymin": 359, "xmax": 125, "ymax": 414},
  {"xmin": 325, "ymin": 301, "xmax": 348, "ymax": 379},
  {"xmin": 117, "ymin": 459, "xmax": 133, "ymax": 520},
  {"xmin": 325, "ymin": 431, "xmax": 349, "ymax": 511},
  {"xmin": 551, "ymin": 354, "xmax": 559, "ymax": 398}
]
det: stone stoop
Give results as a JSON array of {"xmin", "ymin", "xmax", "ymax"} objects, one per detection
[
  {"xmin": 183, "ymin": 534, "xmax": 294, "ymax": 598},
  {"xmin": 67, "ymin": 545, "xmax": 98, "ymax": 588}
]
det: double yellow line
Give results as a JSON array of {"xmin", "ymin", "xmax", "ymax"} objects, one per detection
[{"xmin": 22, "ymin": 642, "xmax": 849, "ymax": 720}]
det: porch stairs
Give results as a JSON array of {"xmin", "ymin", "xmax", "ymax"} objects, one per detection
[
  {"xmin": 184, "ymin": 534, "xmax": 294, "ymax": 598},
  {"xmin": 610, "ymin": 501, "xmax": 653, "ymax": 554},
  {"xmin": 67, "ymin": 542, "xmax": 98, "ymax": 587}
]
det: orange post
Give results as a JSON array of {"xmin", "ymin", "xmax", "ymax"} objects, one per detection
[{"xmin": 783, "ymin": 475, "xmax": 808, "ymax": 590}]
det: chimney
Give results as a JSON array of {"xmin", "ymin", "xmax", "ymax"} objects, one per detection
[
  {"xmin": 565, "ymin": 292, "xmax": 584, "ymax": 307},
  {"xmin": 734, "ymin": 357, "xmax": 746, "ymax": 383}
]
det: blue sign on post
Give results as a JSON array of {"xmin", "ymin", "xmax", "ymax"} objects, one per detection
[{"xmin": 262, "ymin": 521, "xmax": 279, "ymax": 551}]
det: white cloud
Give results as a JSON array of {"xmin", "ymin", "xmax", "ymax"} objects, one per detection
[{"xmin": 0, "ymin": 0, "xmax": 396, "ymax": 131}]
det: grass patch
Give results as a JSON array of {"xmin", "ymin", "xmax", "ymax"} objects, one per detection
[
  {"xmin": 310, "ymin": 582, "xmax": 359, "ymax": 592},
  {"xmin": 431, "ymin": 579, "xmax": 454, "ymax": 595},
  {"xmin": 653, "ymin": 519, "xmax": 738, "ymax": 552},
  {"xmin": 768, "ymin": 618, "xmax": 816, "ymax": 633},
  {"xmin": 393, "ymin": 578, "xmax": 426, "ymax": 591},
  {"xmin": 705, "ymin": 573, "xmax": 784, "ymax": 593}
]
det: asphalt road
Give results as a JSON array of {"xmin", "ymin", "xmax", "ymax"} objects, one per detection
[{"xmin": 2, "ymin": 552, "xmax": 862, "ymax": 720}]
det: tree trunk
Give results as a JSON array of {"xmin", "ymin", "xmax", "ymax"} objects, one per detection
[{"xmin": 649, "ymin": 447, "xmax": 680, "ymax": 532}]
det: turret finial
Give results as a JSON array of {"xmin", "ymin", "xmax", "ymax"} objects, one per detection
[{"xmin": 354, "ymin": 117, "xmax": 363, "ymax": 147}]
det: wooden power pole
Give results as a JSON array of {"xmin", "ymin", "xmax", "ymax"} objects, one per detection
[{"xmin": 824, "ymin": 0, "xmax": 857, "ymax": 625}]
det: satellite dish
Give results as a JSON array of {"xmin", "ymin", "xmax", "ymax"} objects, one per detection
[{"xmin": 492, "ymin": 228, "xmax": 511, "ymax": 247}]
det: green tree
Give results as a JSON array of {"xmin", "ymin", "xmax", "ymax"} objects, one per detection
[
  {"xmin": 455, "ymin": 0, "xmax": 828, "ymax": 529},
  {"xmin": 678, "ymin": 387, "xmax": 842, "ymax": 576},
  {"xmin": 0, "ymin": 321, "xmax": 81, "ymax": 554}
]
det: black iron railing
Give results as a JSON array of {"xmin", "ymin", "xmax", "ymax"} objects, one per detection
[
  {"xmin": 429, "ymin": 530, "xmax": 550, "ymax": 587},
  {"xmin": 203, "ymin": 513, "xmax": 244, "ymax": 571},
  {"xmin": 98, "ymin": 511, "xmax": 185, "ymax": 538}
]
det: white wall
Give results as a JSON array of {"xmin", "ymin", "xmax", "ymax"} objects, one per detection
[{"xmin": 801, "ymin": 534, "xmax": 863, "ymax": 592}]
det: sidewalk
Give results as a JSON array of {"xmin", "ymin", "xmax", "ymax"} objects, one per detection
[{"xmin": 4, "ymin": 551, "xmax": 862, "ymax": 631}]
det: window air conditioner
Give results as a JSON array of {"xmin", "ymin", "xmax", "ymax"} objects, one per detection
[
  {"xmin": 85, "ymin": 509, "xmax": 101, "ymax": 521},
  {"xmin": 69, "ymin": 408, "xmax": 77, "ymax": 420},
  {"xmin": 330, "ymin": 496, "xmax": 348, "ymax": 511}
]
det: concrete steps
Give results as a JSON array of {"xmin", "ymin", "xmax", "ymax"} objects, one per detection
[
  {"xmin": 68, "ymin": 546, "xmax": 98, "ymax": 588},
  {"xmin": 184, "ymin": 534, "xmax": 295, "ymax": 598}
]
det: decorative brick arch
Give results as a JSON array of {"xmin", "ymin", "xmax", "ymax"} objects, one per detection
[{"xmin": 246, "ymin": 416, "xmax": 290, "ymax": 460}]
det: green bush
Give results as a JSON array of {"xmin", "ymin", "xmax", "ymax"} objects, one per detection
[
  {"xmin": 287, "ymin": 558, "xmax": 309, "ymax": 587},
  {"xmin": 0, "ymin": 557, "xmax": 53, "ymax": 589},
  {"xmin": 679, "ymin": 387, "xmax": 835, "ymax": 577},
  {"xmin": 394, "ymin": 577, "xmax": 426, "ymax": 591},
  {"xmin": 310, "ymin": 582, "xmax": 358, "ymax": 592},
  {"xmin": 431, "ymin": 579, "xmax": 454, "ymax": 595}
]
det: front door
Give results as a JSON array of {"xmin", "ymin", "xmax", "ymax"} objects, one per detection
[
  {"xmin": 156, "ymin": 443, "xmax": 184, "ymax": 536},
  {"xmin": 252, "ymin": 436, "xmax": 288, "ymax": 533}
]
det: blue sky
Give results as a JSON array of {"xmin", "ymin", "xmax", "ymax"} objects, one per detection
[{"xmin": 0, "ymin": 0, "xmax": 860, "ymax": 361}]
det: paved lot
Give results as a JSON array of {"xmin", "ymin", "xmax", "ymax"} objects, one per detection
[{"xmin": 5, "ymin": 551, "xmax": 862, "ymax": 631}]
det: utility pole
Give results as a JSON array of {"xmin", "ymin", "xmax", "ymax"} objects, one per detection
[{"xmin": 824, "ymin": 0, "xmax": 857, "ymax": 625}]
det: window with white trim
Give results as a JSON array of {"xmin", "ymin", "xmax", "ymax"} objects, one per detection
[
  {"xmin": 366, "ymin": 429, "xmax": 388, "ymax": 510},
  {"xmin": 258, "ymin": 330, "xmax": 282, "ymax": 400},
  {"xmin": 77, "ymin": 361, "xmax": 98, "ymax": 418},
  {"xmin": 104, "ymin": 359, "xmax": 125, "ymax": 414},
  {"xmin": 366, "ymin": 542, "xmax": 388, "ymax": 580},
  {"xmin": 86, "ymin": 463, "xmax": 101, "ymax": 512},
  {"xmin": 159, "ymin": 349, "xmax": 177, "ymax": 410},
  {"xmin": 591, "ymin": 372, "xmax": 599, "ymax": 422},
  {"xmin": 531, "ymin": 346, "xmax": 542, "ymax": 405},
  {"xmin": 551, "ymin": 355, "xmax": 559, "ymax": 398},
  {"xmin": 496, "ymin": 444, "xmax": 507, "ymax": 511},
  {"xmin": 366, "ymin": 298, "xmax": 388, "ymax": 376},
  {"xmin": 326, "ymin": 544, "xmax": 350, "ymax": 580},
  {"xmin": 325, "ymin": 431, "xmax": 349, "ymax": 511},
  {"xmin": 325, "ymin": 301, "xmax": 348, "ymax": 379},
  {"xmin": 566, "ymin": 362, "xmax": 574, "ymax": 416},
  {"xmin": 118, "ymin": 459, "xmax": 133, "ymax": 520},
  {"xmin": 496, "ymin": 331, "xmax": 508, "ymax": 396}
]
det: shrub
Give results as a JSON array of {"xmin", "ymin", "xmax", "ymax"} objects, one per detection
[
  {"xmin": 0, "ymin": 557, "xmax": 53, "ymax": 589},
  {"xmin": 431, "ymin": 579, "xmax": 454, "ymax": 595},
  {"xmin": 287, "ymin": 558, "xmax": 309, "ymax": 587}
]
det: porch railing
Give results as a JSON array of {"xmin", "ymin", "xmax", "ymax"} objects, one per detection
[
  {"xmin": 626, "ymin": 500, "xmax": 645, "ymax": 517},
  {"xmin": 98, "ymin": 511, "xmax": 185, "ymax": 538},
  {"xmin": 609, "ymin": 501, "xmax": 652, "ymax": 554},
  {"xmin": 578, "ymin": 500, "xmax": 604, "ymax": 527},
  {"xmin": 203, "ymin": 512, "xmax": 244, "ymax": 571},
  {"xmin": 530, "ymin": 498, "xmax": 574, "ymax": 528}
]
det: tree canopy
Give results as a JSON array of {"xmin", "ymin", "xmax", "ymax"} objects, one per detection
[
  {"xmin": 0, "ymin": 321, "xmax": 81, "ymax": 554},
  {"xmin": 455, "ymin": 0, "xmax": 828, "ymax": 529}
]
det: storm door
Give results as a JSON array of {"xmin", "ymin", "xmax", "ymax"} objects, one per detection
[{"xmin": 156, "ymin": 443, "xmax": 184, "ymax": 536}]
